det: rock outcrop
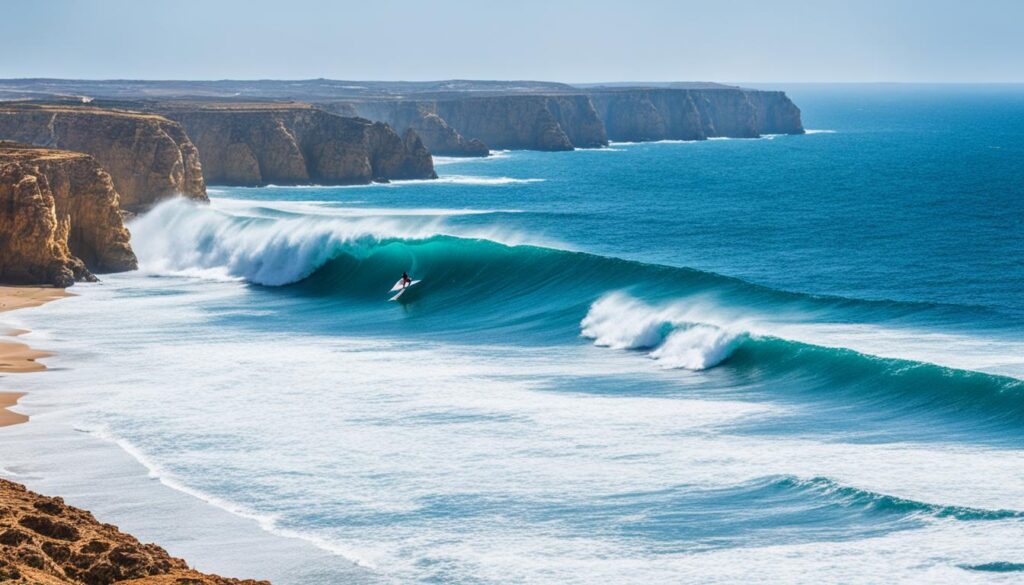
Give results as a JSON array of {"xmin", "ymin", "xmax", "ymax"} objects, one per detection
[
  {"xmin": 0, "ymin": 104, "xmax": 207, "ymax": 211},
  {"xmin": 586, "ymin": 88, "xmax": 804, "ymax": 142},
  {"xmin": 157, "ymin": 104, "xmax": 437, "ymax": 186},
  {"xmin": 324, "ymin": 101, "xmax": 489, "ymax": 157},
  {"xmin": 0, "ymin": 478, "xmax": 267, "ymax": 584},
  {"xmin": 333, "ymin": 95, "xmax": 609, "ymax": 154},
  {"xmin": 0, "ymin": 143, "xmax": 136, "ymax": 287}
]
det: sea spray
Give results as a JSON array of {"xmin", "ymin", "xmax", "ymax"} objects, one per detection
[
  {"xmin": 128, "ymin": 199, "xmax": 549, "ymax": 286},
  {"xmin": 581, "ymin": 293, "xmax": 748, "ymax": 370}
]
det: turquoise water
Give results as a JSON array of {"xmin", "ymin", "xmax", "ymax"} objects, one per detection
[{"xmin": 5, "ymin": 86, "xmax": 1024, "ymax": 583}]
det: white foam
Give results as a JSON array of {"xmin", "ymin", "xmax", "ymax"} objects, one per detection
[
  {"xmin": 209, "ymin": 174, "xmax": 516, "ymax": 190},
  {"xmin": 580, "ymin": 293, "xmax": 747, "ymax": 370},
  {"xmin": 804, "ymin": 129, "xmax": 837, "ymax": 134},
  {"xmin": 128, "ymin": 198, "xmax": 559, "ymax": 286},
  {"xmin": 582, "ymin": 292, "xmax": 1024, "ymax": 379},
  {"xmin": 608, "ymin": 139, "xmax": 697, "ymax": 146},
  {"xmin": 8, "ymin": 282, "xmax": 1024, "ymax": 584},
  {"xmin": 80, "ymin": 423, "xmax": 380, "ymax": 569},
  {"xmin": 424, "ymin": 175, "xmax": 544, "ymax": 185},
  {"xmin": 432, "ymin": 150, "xmax": 512, "ymax": 165},
  {"xmin": 210, "ymin": 198, "xmax": 523, "ymax": 218},
  {"xmin": 649, "ymin": 325, "xmax": 746, "ymax": 370}
]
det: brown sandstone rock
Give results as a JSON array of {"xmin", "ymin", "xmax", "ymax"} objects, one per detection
[
  {"xmin": 337, "ymin": 95, "xmax": 608, "ymax": 153},
  {"xmin": 0, "ymin": 143, "xmax": 137, "ymax": 286},
  {"xmin": 0, "ymin": 478, "xmax": 268, "ymax": 584},
  {"xmin": 325, "ymin": 101, "xmax": 490, "ymax": 156},
  {"xmin": 158, "ymin": 103, "xmax": 437, "ymax": 186},
  {"xmin": 587, "ymin": 88, "xmax": 805, "ymax": 142},
  {"xmin": 0, "ymin": 104, "xmax": 207, "ymax": 211}
]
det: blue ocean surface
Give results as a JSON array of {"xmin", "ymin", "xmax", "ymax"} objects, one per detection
[{"xmin": 5, "ymin": 85, "xmax": 1024, "ymax": 584}]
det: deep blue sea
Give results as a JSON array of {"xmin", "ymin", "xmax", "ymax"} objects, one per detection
[{"xmin": 4, "ymin": 85, "xmax": 1024, "ymax": 583}]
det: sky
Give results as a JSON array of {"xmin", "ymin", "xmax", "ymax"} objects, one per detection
[{"xmin": 2, "ymin": 0, "xmax": 1023, "ymax": 82}]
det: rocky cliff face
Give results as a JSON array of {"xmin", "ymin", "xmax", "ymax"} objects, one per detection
[
  {"xmin": 334, "ymin": 95, "xmax": 608, "ymax": 154},
  {"xmin": 424, "ymin": 95, "xmax": 608, "ymax": 151},
  {"xmin": 159, "ymin": 104, "xmax": 437, "ymax": 186},
  {"xmin": 0, "ymin": 105, "xmax": 207, "ymax": 211},
  {"xmin": 334, "ymin": 89, "xmax": 801, "ymax": 153},
  {"xmin": 0, "ymin": 478, "xmax": 267, "ymax": 584},
  {"xmin": 329, "ymin": 101, "xmax": 489, "ymax": 157},
  {"xmin": 587, "ymin": 88, "xmax": 804, "ymax": 141},
  {"xmin": 0, "ymin": 143, "xmax": 136, "ymax": 287}
]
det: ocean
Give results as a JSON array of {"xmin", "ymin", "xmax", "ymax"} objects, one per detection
[{"xmin": 3, "ymin": 84, "xmax": 1024, "ymax": 583}]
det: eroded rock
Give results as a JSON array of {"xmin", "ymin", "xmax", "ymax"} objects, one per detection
[
  {"xmin": 0, "ymin": 478, "xmax": 269, "ymax": 584},
  {"xmin": 156, "ymin": 103, "xmax": 437, "ymax": 186},
  {"xmin": 0, "ymin": 142, "xmax": 137, "ymax": 286},
  {"xmin": 0, "ymin": 104, "xmax": 207, "ymax": 211}
]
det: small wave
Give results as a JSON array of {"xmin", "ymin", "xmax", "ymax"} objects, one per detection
[
  {"xmin": 608, "ymin": 139, "xmax": 697, "ymax": 146},
  {"xmin": 650, "ymin": 325, "xmax": 747, "ymax": 370},
  {"xmin": 428, "ymin": 175, "xmax": 544, "ymax": 185},
  {"xmin": 581, "ymin": 293, "xmax": 1024, "ymax": 427},
  {"xmin": 707, "ymin": 135, "xmax": 779, "ymax": 141},
  {"xmin": 804, "ymin": 129, "xmax": 837, "ymax": 134},
  {"xmin": 210, "ymin": 198, "xmax": 522, "ymax": 218},
  {"xmin": 777, "ymin": 475, "xmax": 1024, "ymax": 521},
  {"xmin": 580, "ymin": 293, "xmax": 746, "ymax": 370},
  {"xmin": 259, "ymin": 184, "xmax": 332, "ymax": 189},
  {"xmin": 213, "ymin": 179, "xmax": 437, "ymax": 190},
  {"xmin": 961, "ymin": 562, "xmax": 1024, "ymax": 573},
  {"xmin": 432, "ymin": 149, "xmax": 512, "ymax": 165}
]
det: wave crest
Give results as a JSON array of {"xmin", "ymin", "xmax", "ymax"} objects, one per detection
[
  {"xmin": 129, "ymin": 198, "xmax": 549, "ymax": 286},
  {"xmin": 580, "ymin": 293, "xmax": 746, "ymax": 370}
]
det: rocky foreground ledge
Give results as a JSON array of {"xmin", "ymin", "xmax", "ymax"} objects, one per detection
[{"xmin": 0, "ymin": 478, "xmax": 267, "ymax": 584}]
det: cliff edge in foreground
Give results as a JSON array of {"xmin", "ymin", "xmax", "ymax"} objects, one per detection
[
  {"xmin": 0, "ymin": 478, "xmax": 267, "ymax": 584},
  {"xmin": 0, "ymin": 104, "xmax": 207, "ymax": 211},
  {"xmin": 157, "ymin": 103, "xmax": 437, "ymax": 186},
  {"xmin": 0, "ymin": 142, "xmax": 136, "ymax": 287}
]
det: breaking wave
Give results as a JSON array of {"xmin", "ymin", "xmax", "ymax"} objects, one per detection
[{"xmin": 128, "ymin": 198, "xmax": 1024, "ymax": 427}]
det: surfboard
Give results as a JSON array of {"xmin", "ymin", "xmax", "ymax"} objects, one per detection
[
  {"xmin": 388, "ymin": 279, "xmax": 421, "ymax": 301},
  {"xmin": 389, "ymin": 278, "xmax": 422, "ymax": 292}
]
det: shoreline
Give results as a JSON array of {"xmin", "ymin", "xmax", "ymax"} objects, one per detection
[
  {"xmin": 0, "ymin": 285, "xmax": 70, "ymax": 427},
  {"xmin": 0, "ymin": 284, "xmax": 279, "ymax": 583},
  {"xmin": 0, "ymin": 391, "xmax": 27, "ymax": 427}
]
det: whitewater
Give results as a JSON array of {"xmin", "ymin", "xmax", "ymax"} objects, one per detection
[{"xmin": 2, "ymin": 85, "xmax": 1023, "ymax": 584}]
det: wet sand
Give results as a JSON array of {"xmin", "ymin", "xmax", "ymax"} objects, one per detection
[{"xmin": 0, "ymin": 286, "xmax": 69, "ymax": 426}]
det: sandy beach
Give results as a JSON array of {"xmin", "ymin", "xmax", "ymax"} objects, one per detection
[
  {"xmin": 0, "ymin": 391, "xmax": 27, "ymax": 427},
  {"xmin": 0, "ymin": 285, "xmax": 69, "ymax": 427}
]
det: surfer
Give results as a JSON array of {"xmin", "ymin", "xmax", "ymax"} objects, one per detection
[{"xmin": 400, "ymin": 271, "xmax": 412, "ymax": 288}]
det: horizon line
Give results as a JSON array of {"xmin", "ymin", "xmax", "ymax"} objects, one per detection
[{"xmin": 2, "ymin": 77, "xmax": 1024, "ymax": 85}]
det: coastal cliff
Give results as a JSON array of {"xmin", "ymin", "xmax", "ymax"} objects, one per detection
[
  {"xmin": 0, "ymin": 105, "xmax": 207, "ymax": 211},
  {"xmin": 158, "ymin": 104, "xmax": 437, "ymax": 186},
  {"xmin": 0, "ymin": 478, "xmax": 267, "ymax": 584},
  {"xmin": 326, "ymin": 101, "xmax": 489, "ymax": 157},
  {"xmin": 333, "ymin": 88, "xmax": 801, "ymax": 154},
  {"xmin": 0, "ymin": 143, "xmax": 136, "ymax": 287},
  {"xmin": 587, "ymin": 88, "xmax": 804, "ymax": 141},
  {"xmin": 333, "ymin": 95, "xmax": 609, "ymax": 154}
]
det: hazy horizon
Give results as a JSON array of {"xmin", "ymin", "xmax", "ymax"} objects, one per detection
[{"xmin": 3, "ymin": 0, "xmax": 1023, "ymax": 83}]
